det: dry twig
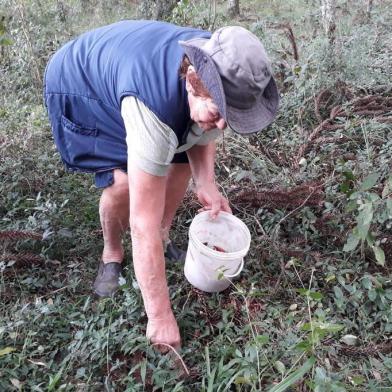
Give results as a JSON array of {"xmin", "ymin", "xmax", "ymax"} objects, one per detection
[{"xmin": 151, "ymin": 343, "xmax": 190, "ymax": 376}]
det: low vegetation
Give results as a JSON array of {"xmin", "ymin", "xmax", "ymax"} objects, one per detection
[{"xmin": 0, "ymin": 0, "xmax": 391, "ymax": 390}]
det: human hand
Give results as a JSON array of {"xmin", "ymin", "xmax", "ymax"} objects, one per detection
[
  {"xmin": 196, "ymin": 182, "xmax": 232, "ymax": 219},
  {"xmin": 146, "ymin": 312, "xmax": 181, "ymax": 353}
]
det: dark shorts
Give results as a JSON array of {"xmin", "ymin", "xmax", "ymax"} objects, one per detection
[{"xmin": 43, "ymin": 46, "xmax": 189, "ymax": 190}]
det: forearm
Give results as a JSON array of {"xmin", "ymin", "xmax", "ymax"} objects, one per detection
[
  {"xmin": 127, "ymin": 165, "xmax": 172, "ymax": 319},
  {"xmin": 186, "ymin": 141, "xmax": 216, "ymax": 186},
  {"xmin": 186, "ymin": 141, "xmax": 231, "ymax": 216},
  {"xmin": 131, "ymin": 221, "xmax": 172, "ymax": 318}
]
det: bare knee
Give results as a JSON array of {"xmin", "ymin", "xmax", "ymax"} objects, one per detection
[
  {"xmin": 99, "ymin": 169, "xmax": 129, "ymax": 217},
  {"xmin": 103, "ymin": 169, "xmax": 129, "ymax": 200}
]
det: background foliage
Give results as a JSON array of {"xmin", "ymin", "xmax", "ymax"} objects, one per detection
[{"xmin": 0, "ymin": 0, "xmax": 391, "ymax": 390}]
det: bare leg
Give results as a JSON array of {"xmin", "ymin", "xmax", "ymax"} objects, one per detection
[
  {"xmin": 99, "ymin": 164, "xmax": 189, "ymax": 262},
  {"xmin": 99, "ymin": 169, "xmax": 130, "ymax": 264},
  {"xmin": 161, "ymin": 163, "xmax": 191, "ymax": 242}
]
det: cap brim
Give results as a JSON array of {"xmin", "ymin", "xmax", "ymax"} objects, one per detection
[
  {"xmin": 227, "ymin": 77, "xmax": 280, "ymax": 134},
  {"xmin": 179, "ymin": 37, "xmax": 209, "ymax": 50},
  {"xmin": 179, "ymin": 39, "xmax": 227, "ymax": 120}
]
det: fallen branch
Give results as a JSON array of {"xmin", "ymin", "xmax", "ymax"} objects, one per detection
[
  {"xmin": 0, "ymin": 252, "xmax": 44, "ymax": 264},
  {"xmin": 231, "ymin": 182, "xmax": 324, "ymax": 209},
  {"xmin": 0, "ymin": 230, "xmax": 42, "ymax": 241},
  {"xmin": 295, "ymin": 92, "xmax": 392, "ymax": 167}
]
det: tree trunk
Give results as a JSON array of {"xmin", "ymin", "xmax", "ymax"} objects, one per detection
[
  {"xmin": 154, "ymin": 0, "xmax": 177, "ymax": 20},
  {"xmin": 366, "ymin": 0, "xmax": 373, "ymax": 21},
  {"xmin": 321, "ymin": 0, "xmax": 336, "ymax": 44},
  {"xmin": 227, "ymin": 0, "xmax": 240, "ymax": 18}
]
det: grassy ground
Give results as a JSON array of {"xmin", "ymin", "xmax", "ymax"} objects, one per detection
[{"xmin": 1, "ymin": 0, "xmax": 391, "ymax": 390}]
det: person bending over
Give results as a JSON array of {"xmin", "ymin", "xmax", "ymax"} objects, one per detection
[{"xmin": 44, "ymin": 20, "xmax": 279, "ymax": 349}]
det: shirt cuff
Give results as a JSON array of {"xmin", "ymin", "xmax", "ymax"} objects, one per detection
[{"xmin": 129, "ymin": 153, "xmax": 171, "ymax": 177}]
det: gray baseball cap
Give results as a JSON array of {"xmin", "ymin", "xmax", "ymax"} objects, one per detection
[{"xmin": 179, "ymin": 26, "xmax": 279, "ymax": 134}]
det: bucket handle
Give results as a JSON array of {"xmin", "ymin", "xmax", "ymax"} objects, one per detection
[
  {"xmin": 188, "ymin": 247, "xmax": 245, "ymax": 280},
  {"xmin": 222, "ymin": 258, "xmax": 244, "ymax": 278}
]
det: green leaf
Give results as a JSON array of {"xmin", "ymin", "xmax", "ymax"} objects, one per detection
[
  {"xmin": 333, "ymin": 286, "xmax": 344, "ymax": 299},
  {"xmin": 382, "ymin": 176, "xmax": 392, "ymax": 198},
  {"xmin": 234, "ymin": 376, "xmax": 251, "ymax": 385},
  {"xmin": 356, "ymin": 223, "xmax": 369, "ymax": 241},
  {"xmin": 366, "ymin": 232, "xmax": 375, "ymax": 247},
  {"xmin": 301, "ymin": 323, "xmax": 313, "ymax": 331},
  {"xmin": 368, "ymin": 192, "xmax": 380, "ymax": 202},
  {"xmin": 297, "ymin": 289, "xmax": 323, "ymax": 300},
  {"xmin": 357, "ymin": 202, "xmax": 373, "ymax": 226},
  {"xmin": 275, "ymin": 360, "xmax": 286, "ymax": 376},
  {"xmin": 372, "ymin": 246, "xmax": 385, "ymax": 266},
  {"xmin": 0, "ymin": 347, "xmax": 16, "ymax": 356},
  {"xmin": 387, "ymin": 199, "xmax": 392, "ymax": 215},
  {"xmin": 359, "ymin": 172, "xmax": 380, "ymax": 191},
  {"xmin": 140, "ymin": 359, "xmax": 147, "ymax": 386},
  {"xmin": 351, "ymin": 375, "xmax": 365, "ymax": 386},
  {"xmin": 368, "ymin": 289, "xmax": 377, "ymax": 301},
  {"xmin": 314, "ymin": 366, "xmax": 328, "ymax": 382},
  {"xmin": 361, "ymin": 276, "xmax": 372, "ymax": 290},
  {"xmin": 255, "ymin": 334, "xmax": 269, "ymax": 345},
  {"xmin": 345, "ymin": 200, "xmax": 357, "ymax": 212},
  {"xmin": 318, "ymin": 323, "xmax": 344, "ymax": 333},
  {"xmin": 339, "ymin": 181, "xmax": 351, "ymax": 195},
  {"xmin": 349, "ymin": 191, "xmax": 360, "ymax": 200},
  {"xmin": 356, "ymin": 203, "xmax": 372, "ymax": 240},
  {"xmin": 301, "ymin": 322, "xmax": 344, "ymax": 333},
  {"xmin": 343, "ymin": 171, "xmax": 356, "ymax": 181},
  {"xmin": 309, "ymin": 291, "xmax": 324, "ymax": 301},
  {"xmin": 325, "ymin": 274, "xmax": 336, "ymax": 283},
  {"xmin": 293, "ymin": 65, "xmax": 302, "ymax": 75},
  {"xmin": 267, "ymin": 357, "xmax": 316, "ymax": 392},
  {"xmin": 0, "ymin": 37, "xmax": 13, "ymax": 46},
  {"xmin": 295, "ymin": 341, "xmax": 312, "ymax": 352},
  {"xmin": 343, "ymin": 232, "xmax": 360, "ymax": 252},
  {"xmin": 48, "ymin": 367, "xmax": 64, "ymax": 391}
]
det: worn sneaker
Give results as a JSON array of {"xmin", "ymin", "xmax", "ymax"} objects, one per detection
[
  {"xmin": 93, "ymin": 261, "xmax": 122, "ymax": 297},
  {"xmin": 164, "ymin": 241, "xmax": 187, "ymax": 264}
]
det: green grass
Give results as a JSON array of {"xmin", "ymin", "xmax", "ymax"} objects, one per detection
[{"xmin": 1, "ymin": 0, "xmax": 392, "ymax": 390}]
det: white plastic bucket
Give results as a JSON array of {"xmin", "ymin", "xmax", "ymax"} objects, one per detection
[{"xmin": 184, "ymin": 211, "xmax": 251, "ymax": 292}]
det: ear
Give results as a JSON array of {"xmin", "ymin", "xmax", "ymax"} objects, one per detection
[{"xmin": 185, "ymin": 73, "xmax": 196, "ymax": 95}]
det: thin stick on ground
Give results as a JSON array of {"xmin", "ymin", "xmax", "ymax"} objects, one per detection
[
  {"xmin": 151, "ymin": 343, "xmax": 190, "ymax": 376},
  {"xmin": 271, "ymin": 189, "xmax": 316, "ymax": 242}
]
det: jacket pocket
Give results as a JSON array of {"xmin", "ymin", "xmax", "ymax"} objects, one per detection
[
  {"xmin": 60, "ymin": 114, "xmax": 98, "ymax": 168},
  {"xmin": 61, "ymin": 115, "xmax": 98, "ymax": 137}
]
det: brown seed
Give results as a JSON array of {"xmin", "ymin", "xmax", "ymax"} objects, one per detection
[{"xmin": 203, "ymin": 243, "xmax": 226, "ymax": 253}]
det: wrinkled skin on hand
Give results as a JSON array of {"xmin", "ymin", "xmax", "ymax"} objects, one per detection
[
  {"xmin": 147, "ymin": 312, "xmax": 181, "ymax": 352},
  {"xmin": 196, "ymin": 181, "xmax": 231, "ymax": 219}
]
